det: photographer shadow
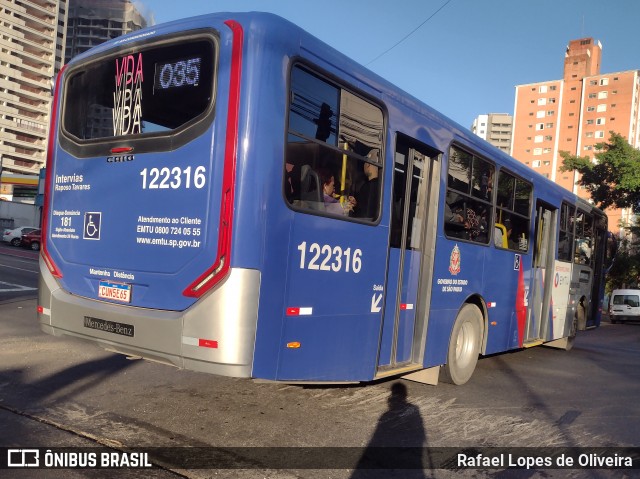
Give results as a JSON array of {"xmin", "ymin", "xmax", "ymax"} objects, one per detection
[{"xmin": 350, "ymin": 381, "xmax": 428, "ymax": 478}]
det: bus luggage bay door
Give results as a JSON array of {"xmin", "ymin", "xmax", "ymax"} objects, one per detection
[{"xmin": 377, "ymin": 138, "xmax": 440, "ymax": 375}]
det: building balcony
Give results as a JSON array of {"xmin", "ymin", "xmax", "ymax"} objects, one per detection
[
  {"xmin": 12, "ymin": 22, "xmax": 56, "ymax": 44},
  {"xmin": 18, "ymin": 0, "xmax": 57, "ymax": 16},
  {"xmin": 0, "ymin": 155, "xmax": 44, "ymax": 175},
  {"xmin": 2, "ymin": 136, "xmax": 46, "ymax": 153}
]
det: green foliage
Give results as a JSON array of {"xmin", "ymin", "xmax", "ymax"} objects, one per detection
[
  {"xmin": 560, "ymin": 132, "xmax": 640, "ymax": 212},
  {"xmin": 561, "ymin": 132, "xmax": 640, "ymax": 289}
]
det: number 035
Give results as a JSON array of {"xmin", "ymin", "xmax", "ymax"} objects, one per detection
[{"xmin": 297, "ymin": 241, "xmax": 362, "ymax": 273}]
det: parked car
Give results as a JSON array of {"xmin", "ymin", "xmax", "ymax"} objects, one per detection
[
  {"xmin": 20, "ymin": 229, "xmax": 41, "ymax": 251},
  {"xmin": 609, "ymin": 289, "xmax": 640, "ymax": 323},
  {"xmin": 2, "ymin": 226, "xmax": 38, "ymax": 246}
]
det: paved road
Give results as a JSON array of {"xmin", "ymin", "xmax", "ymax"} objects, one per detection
[
  {"xmin": 0, "ymin": 242, "xmax": 38, "ymax": 303},
  {"xmin": 0, "ymin": 248, "xmax": 638, "ymax": 477}
]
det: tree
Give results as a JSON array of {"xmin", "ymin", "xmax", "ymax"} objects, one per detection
[
  {"xmin": 561, "ymin": 132, "xmax": 640, "ymax": 290},
  {"xmin": 559, "ymin": 132, "xmax": 640, "ymax": 213}
]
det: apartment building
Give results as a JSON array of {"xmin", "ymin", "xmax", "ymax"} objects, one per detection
[
  {"xmin": 0, "ymin": 0, "xmax": 68, "ymax": 179},
  {"xmin": 65, "ymin": 0, "xmax": 148, "ymax": 63},
  {"xmin": 471, "ymin": 113, "xmax": 513, "ymax": 153},
  {"xmin": 511, "ymin": 38, "xmax": 640, "ymax": 232}
]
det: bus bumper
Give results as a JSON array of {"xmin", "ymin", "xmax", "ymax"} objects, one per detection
[{"xmin": 38, "ymin": 258, "xmax": 260, "ymax": 379}]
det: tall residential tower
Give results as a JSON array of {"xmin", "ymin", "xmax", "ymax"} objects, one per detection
[
  {"xmin": 511, "ymin": 38, "xmax": 640, "ymax": 232},
  {"xmin": 0, "ymin": 0, "xmax": 68, "ymax": 177}
]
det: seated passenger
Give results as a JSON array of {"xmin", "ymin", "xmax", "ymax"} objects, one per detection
[{"xmin": 318, "ymin": 168, "xmax": 356, "ymax": 216}]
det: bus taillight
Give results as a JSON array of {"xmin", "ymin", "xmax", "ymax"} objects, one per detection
[{"xmin": 41, "ymin": 65, "xmax": 67, "ymax": 279}]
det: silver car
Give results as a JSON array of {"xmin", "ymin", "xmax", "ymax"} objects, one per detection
[{"xmin": 2, "ymin": 226, "xmax": 39, "ymax": 246}]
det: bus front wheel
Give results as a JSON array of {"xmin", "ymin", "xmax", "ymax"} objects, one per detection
[{"xmin": 442, "ymin": 304, "xmax": 483, "ymax": 385}]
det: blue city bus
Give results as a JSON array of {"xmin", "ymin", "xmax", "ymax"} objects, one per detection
[{"xmin": 38, "ymin": 12, "xmax": 610, "ymax": 385}]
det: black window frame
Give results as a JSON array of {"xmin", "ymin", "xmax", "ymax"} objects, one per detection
[
  {"xmin": 444, "ymin": 144, "xmax": 495, "ymax": 246},
  {"xmin": 58, "ymin": 29, "xmax": 219, "ymax": 158},
  {"xmin": 494, "ymin": 168, "xmax": 533, "ymax": 252},
  {"xmin": 284, "ymin": 62, "xmax": 385, "ymax": 224},
  {"xmin": 558, "ymin": 202, "xmax": 576, "ymax": 262}
]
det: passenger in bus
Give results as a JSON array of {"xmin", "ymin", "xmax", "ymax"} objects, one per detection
[
  {"xmin": 444, "ymin": 192, "xmax": 464, "ymax": 224},
  {"xmin": 503, "ymin": 218, "xmax": 518, "ymax": 250},
  {"xmin": 318, "ymin": 168, "xmax": 356, "ymax": 216},
  {"xmin": 353, "ymin": 150, "xmax": 380, "ymax": 219}
]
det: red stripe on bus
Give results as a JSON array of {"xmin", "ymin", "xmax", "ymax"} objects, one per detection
[
  {"xmin": 183, "ymin": 20, "xmax": 244, "ymax": 297},
  {"xmin": 42, "ymin": 65, "xmax": 68, "ymax": 279}
]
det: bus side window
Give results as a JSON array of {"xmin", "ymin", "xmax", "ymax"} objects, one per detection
[
  {"xmin": 444, "ymin": 146, "xmax": 493, "ymax": 245},
  {"xmin": 495, "ymin": 171, "xmax": 531, "ymax": 251},
  {"xmin": 285, "ymin": 65, "xmax": 384, "ymax": 221},
  {"xmin": 558, "ymin": 203, "xmax": 575, "ymax": 262}
]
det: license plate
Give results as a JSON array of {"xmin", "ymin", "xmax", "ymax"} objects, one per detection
[{"xmin": 98, "ymin": 280, "xmax": 131, "ymax": 303}]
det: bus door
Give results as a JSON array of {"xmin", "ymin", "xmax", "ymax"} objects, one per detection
[
  {"xmin": 525, "ymin": 202, "xmax": 557, "ymax": 343},
  {"xmin": 377, "ymin": 135, "xmax": 440, "ymax": 374}
]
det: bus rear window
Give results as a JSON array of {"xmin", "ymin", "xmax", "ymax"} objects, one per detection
[{"xmin": 63, "ymin": 37, "xmax": 215, "ymax": 141}]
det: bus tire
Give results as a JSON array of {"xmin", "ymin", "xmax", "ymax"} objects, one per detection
[{"xmin": 442, "ymin": 304, "xmax": 483, "ymax": 385}]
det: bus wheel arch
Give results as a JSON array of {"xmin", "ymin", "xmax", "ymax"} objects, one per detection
[
  {"xmin": 576, "ymin": 296, "xmax": 588, "ymax": 331},
  {"xmin": 441, "ymin": 301, "xmax": 485, "ymax": 385}
]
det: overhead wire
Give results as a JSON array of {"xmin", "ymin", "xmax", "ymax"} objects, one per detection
[{"xmin": 365, "ymin": 0, "xmax": 454, "ymax": 66}]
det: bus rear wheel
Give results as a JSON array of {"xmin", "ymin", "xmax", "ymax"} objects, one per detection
[{"xmin": 442, "ymin": 304, "xmax": 483, "ymax": 385}]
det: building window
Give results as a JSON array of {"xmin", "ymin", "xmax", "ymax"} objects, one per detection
[
  {"xmin": 539, "ymin": 85, "xmax": 548, "ymax": 93},
  {"xmin": 536, "ymin": 123, "xmax": 544, "ymax": 130},
  {"xmin": 548, "ymin": 98, "xmax": 556, "ymax": 104},
  {"xmin": 537, "ymin": 111, "xmax": 545, "ymax": 118},
  {"xmin": 587, "ymin": 106, "xmax": 595, "ymax": 112},
  {"xmin": 532, "ymin": 160, "xmax": 541, "ymax": 167},
  {"xmin": 585, "ymin": 132, "xmax": 594, "ymax": 138},
  {"xmin": 596, "ymin": 118, "xmax": 606, "ymax": 125},
  {"xmin": 534, "ymin": 135, "xmax": 543, "ymax": 143},
  {"xmin": 549, "ymin": 85, "xmax": 557, "ymax": 91},
  {"xmin": 597, "ymin": 104, "xmax": 607, "ymax": 112},
  {"xmin": 588, "ymin": 93, "xmax": 597, "ymax": 99},
  {"xmin": 598, "ymin": 91, "xmax": 608, "ymax": 99},
  {"xmin": 533, "ymin": 148, "xmax": 542, "ymax": 156},
  {"xmin": 589, "ymin": 80, "xmax": 598, "ymax": 86},
  {"xmin": 544, "ymin": 135, "xmax": 552, "ymax": 141},
  {"xmin": 586, "ymin": 119, "xmax": 594, "ymax": 125},
  {"xmin": 538, "ymin": 98, "xmax": 547, "ymax": 106},
  {"xmin": 600, "ymin": 78, "xmax": 609, "ymax": 86},
  {"xmin": 547, "ymin": 110, "xmax": 555, "ymax": 116},
  {"xmin": 595, "ymin": 131, "xmax": 604, "ymax": 138},
  {"xmin": 546, "ymin": 123, "xmax": 554, "ymax": 129}
]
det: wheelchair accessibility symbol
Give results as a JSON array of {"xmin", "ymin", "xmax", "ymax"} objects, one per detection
[{"xmin": 83, "ymin": 212, "xmax": 101, "ymax": 240}]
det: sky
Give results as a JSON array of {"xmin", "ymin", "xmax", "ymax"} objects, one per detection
[{"xmin": 136, "ymin": 0, "xmax": 640, "ymax": 129}]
